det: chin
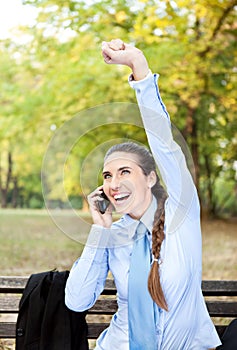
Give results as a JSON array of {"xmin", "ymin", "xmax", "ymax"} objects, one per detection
[
  {"xmin": 114, "ymin": 204, "xmax": 131, "ymax": 215},
  {"xmin": 114, "ymin": 207, "xmax": 127, "ymax": 215}
]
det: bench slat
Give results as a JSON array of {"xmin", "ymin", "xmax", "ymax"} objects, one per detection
[
  {"xmin": 0, "ymin": 322, "xmax": 229, "ymax": 340},
  {"xmin": 0, "ymin": 296, "xmax": 20, "ymax": 313},
  {"xmin": 202, "ymin": 280, "xmax": 237, "ymax": 296},
  {"xmin": 206, "ymin": 301, "xmax": 237, "ymax": 317},
  {"xmin": 0, "ymin": 277, "xmax": 28, "ymax": 293},
  {"xmin": 89, "ymin": 299, "xmax": 117, "ymax": 314},
  {"xmin": 87, "ymin": 323, "xmax": 110, "ymax": 339},
  {"xmin": 0, "ymin": 322, "xmax": 110, "ymax": 339},
  {"xmin": 0, "ymin": 322, "xmax": 16, "ymax": 338},
  {"xmin": 0, "ymin": 277, "xmax": 116, "ymax": 294},
  {"xmin": 1, "ymin": 277, "xmax": 237, "ymax": 295},
  {"xmin": 1, "ymin": 295, "xmax": 236, "ymax": 317},
  {"xmin": 0, "ymin": 296, "xmax": 117, "ymax": 314}
]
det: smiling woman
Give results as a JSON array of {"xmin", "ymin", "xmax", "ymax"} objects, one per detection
[{"xmin": 64, "ymin": 39, "xmax": 223, "ymax": 350}]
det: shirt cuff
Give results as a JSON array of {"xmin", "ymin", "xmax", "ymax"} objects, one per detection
[{"xmin": 128, "ymin": 69, "xmax": 153, "ymax": 84}]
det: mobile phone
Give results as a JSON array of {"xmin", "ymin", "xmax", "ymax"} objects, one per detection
[{"xmin": 96, "ymin": 190, "xmax": 111, "ymax": 214}]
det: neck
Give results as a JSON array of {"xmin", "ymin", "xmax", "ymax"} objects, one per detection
[{"xmin": 128, "ymin": 194, "xmax": 153, "ymax": 220}]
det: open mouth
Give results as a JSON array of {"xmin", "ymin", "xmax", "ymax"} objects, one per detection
[{"xmin": 113, "ymin": 193, "xmax": 130, "ymax": 203}]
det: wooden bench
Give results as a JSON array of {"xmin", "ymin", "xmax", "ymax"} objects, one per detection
[{"xmin": 0, "ymin": 276, "xmax": 237, "ymax": 347}]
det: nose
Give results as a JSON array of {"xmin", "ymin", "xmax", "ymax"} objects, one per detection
[{"xmin": 110, "ymin": 175, "xmax": 120, "ymax": 190}]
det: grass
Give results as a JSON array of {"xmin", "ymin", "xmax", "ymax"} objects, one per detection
[
  {"xmin": 0, "ymin": 209, "xmax": 236, "ymax": 278},
  {"xmin": 0, "ymin": 209, "xmax": 90, "ymax": 275},
  {"xmin": 0, "ymin": 210, "xmax": 236, "ymax": 349},
  {"xmin": 201, "ymin": 217, "xmax": 237, "ymax": 280}
]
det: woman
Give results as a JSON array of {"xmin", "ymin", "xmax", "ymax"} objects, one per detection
[{"xmin": 65, "ymin": 39, "xmax": 221, "ymax": 350}]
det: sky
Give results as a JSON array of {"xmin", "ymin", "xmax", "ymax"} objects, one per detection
[{"xmin": 0, "ymin": 0, "xmax": 37, "ymax": 39}]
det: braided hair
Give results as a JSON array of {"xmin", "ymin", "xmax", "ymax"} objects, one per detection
[{"xmin": 104, "ymin": 142, "xmax": 168, "ymax": 310}]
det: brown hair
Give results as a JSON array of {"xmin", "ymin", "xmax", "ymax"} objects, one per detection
[{"xmin": 104, "ymin": 142, "xmax": 168, "ymax": 310}]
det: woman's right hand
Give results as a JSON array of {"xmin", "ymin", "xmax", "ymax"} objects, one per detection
[{"xmin": 87, "ymin": 187, "xmax": 113, "ymax": 228}]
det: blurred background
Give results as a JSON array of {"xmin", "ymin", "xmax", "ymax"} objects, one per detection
[{"xmin": 0, "ymin": 0, "xmax": 236, "ymax": 276}]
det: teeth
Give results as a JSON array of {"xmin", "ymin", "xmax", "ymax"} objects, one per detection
[{"xmin": 114, "ymin": 194, "xmax": 129, "ymax": 200}]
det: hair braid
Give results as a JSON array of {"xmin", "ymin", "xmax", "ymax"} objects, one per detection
[{"xmin": 148, "ymin": 180, "xmax": 168, "ymax": 311}]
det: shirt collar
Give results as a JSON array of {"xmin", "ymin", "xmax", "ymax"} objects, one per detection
[{"xmin": 140, "ymin": 195, "xmax": 157, "ymax": 234}]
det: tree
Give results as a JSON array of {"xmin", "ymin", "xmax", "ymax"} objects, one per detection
[{"xmin": 0, "ymin": 0, "xmax": 236, "ymax": 215}]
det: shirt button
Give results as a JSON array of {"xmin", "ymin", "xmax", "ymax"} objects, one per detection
[{"xmin": 156, "ymin": 325, "xmax": 162, "ymax": 335}]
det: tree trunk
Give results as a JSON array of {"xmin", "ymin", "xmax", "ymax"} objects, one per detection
[
  {"xmin": 0, "ymin": 151, "xmax": 13, "ymax": 208},
  {"xmin": 1, "ymin": 189, "xmax": 8, "ymax": 208},
  {"xmin": 11, "ymin": 177, "xmax": 18, "ymax": 208},
  {"xmin": 204, "ymin": 154, "xmax": 216, "ymax": 216}
]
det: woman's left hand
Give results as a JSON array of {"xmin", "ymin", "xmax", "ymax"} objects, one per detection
[{"xmin": 102, "ymin": 39, "xmax": 150, "ymax": 81}]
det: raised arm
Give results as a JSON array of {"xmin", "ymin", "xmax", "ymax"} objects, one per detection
[{"xmin": 102, "ymin": 40, "xmax": 199, "ymax": 232}]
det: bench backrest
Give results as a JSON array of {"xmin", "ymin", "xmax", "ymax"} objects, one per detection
[{"xmin": 0, "ymin": 276, "xmax": 237, "ymax": 341}]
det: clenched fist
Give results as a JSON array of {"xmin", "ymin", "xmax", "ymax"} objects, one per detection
[{"xmin": 102, "ymin": 39, "xmax": 150, "ymax": 81}]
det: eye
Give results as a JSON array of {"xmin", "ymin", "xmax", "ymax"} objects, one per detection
[
  {"xmin": 103, "ymin": 173, "xmax": 111, "ymax": 180},
  {"xmin": 121, "ymin": 169, "xmax": 130, "ymax": 175}
]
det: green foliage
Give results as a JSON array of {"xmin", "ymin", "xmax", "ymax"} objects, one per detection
[{"xmin": 0, "ymin": 0, "xmax": 236, "ymax": 215}]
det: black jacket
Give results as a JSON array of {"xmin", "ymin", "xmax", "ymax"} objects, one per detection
[{"xmin": 16, "ymin": 270, "xmax": 89, "ymax": 350}]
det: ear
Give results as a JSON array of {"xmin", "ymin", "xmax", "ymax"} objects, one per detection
[{"xmin": 147, "ymin": 171, "xmax": 157, "ymax": 188}]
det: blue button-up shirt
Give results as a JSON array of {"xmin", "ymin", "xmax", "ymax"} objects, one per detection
[{"xmin": 65, "ymin": 73, "xmax": 221, "ymax": 350}]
